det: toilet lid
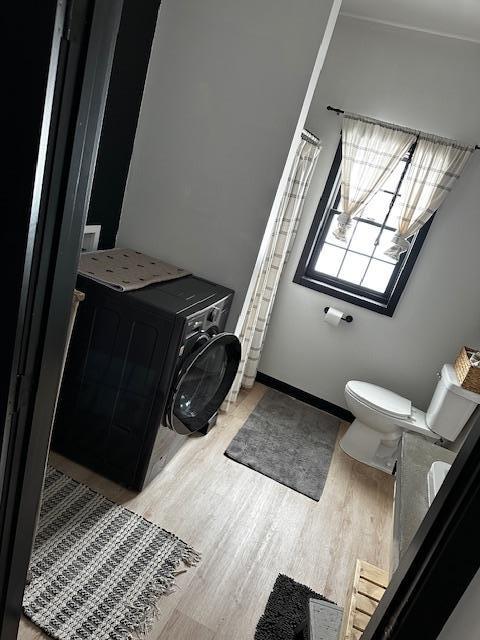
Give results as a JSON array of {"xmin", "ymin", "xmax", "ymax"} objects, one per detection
[{"xmin": 347, "ymin": 380, "xmax": 412, "ymax": 419}]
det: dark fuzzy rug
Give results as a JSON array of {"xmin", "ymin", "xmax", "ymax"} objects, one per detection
[
  {"xmin": 225, "ymin": 388, "xmax": 339, "ymax": 500},
  {"xmin": 255, "ymin": 574, "xmax": 333, "ymax": 640}
]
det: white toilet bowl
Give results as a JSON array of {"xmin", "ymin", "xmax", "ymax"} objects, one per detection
[{"xmin": 340, "ymin": 364, "xmax": 480, "ymax": 473}]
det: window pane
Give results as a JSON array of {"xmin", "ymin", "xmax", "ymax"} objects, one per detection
[
  {"xmin": 337, "ymin": 253, "xmax": 370, "ymax": 285},
  {"xmin": 382, "ymin": 160, "xmax": 407, "ymax": 193},
  {"xmin": 349, "ymin": 221, "xmax": 379, "ymax": 255},
  {"xmin": 385, "ymin": 198, "xmax": 403, "ymax": 229},
  {"xmin": 362, "ymin": 260, "xmax": 395, "ymax": 292},
  {"xmin": 373, "ymin": 229, "xmax": 397, "ymax": 264},
  {"xmin": 358, "ymin": 191, "xmax": 393, "ymax": 224},
  {"xmin": 314, "ymin": 244, "xmax": 345, "ymax": 276},
  {"xmin": 324, "ymin": 212, "xmax": 353, "ymax": 246},
  {"xmin": 299, "ymin": 147, "xmax": 428, "ymax": 313}
]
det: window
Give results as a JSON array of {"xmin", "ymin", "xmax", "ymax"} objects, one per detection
[{"xmin": 294, "ymin": 142, "xmax": 433, "ymax": 315}]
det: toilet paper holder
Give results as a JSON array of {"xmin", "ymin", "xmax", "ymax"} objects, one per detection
[{"xmin": 324, "ymin": 307, "xmax": 353, "ymax": 323}]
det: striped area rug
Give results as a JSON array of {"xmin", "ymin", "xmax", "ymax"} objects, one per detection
[{"xmin": 23, "ymin": 466, "xmax": 200, "ymax": 640}]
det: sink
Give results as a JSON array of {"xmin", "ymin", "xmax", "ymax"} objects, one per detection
[{"xmin": 427, "ymin": 460, "xmax": 452, "ymax": 506}]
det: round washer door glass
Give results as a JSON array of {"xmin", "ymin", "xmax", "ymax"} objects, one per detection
[{"xmin": 169, "ymin": 333, "xmax": 241, "ymax": 434}]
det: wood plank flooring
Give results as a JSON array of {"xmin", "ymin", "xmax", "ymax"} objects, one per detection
[{"xmin": 18, "ymin": 383, "xmax": 394, "ymax": 640}]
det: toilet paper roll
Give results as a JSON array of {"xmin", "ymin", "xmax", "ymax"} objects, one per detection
[{"xmin": 324, "ymin": 307, "xmax": 344, "ymax": 326}]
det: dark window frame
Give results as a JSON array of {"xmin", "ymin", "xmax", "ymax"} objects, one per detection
[{"xmin": 293, "ymin": 142, "xmax": 433, "ymax": 316}]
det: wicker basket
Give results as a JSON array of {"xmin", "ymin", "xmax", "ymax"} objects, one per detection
[{"xmin": 454, "ymin": 346, "xmax": 480, "ymax": 394}]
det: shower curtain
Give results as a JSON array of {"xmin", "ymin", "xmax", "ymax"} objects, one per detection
[{"xmin": 224, "ymin": 134, "xmax": 321, "ymax": 410}]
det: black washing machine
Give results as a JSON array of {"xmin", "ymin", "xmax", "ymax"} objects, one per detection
[{"xmin": 52, "ymin": 274, "xmax": 241, "ymax": 489}]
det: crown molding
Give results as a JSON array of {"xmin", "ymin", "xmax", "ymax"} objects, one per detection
[{"xmin": 340, "ymin": 12, "xmax": 480, "ymax": 45}]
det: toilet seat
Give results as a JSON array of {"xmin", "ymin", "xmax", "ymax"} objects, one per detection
[
  {"xmin": 340, "ymin": 364, "xmax": 480, "ymax": 473},
  {"xmin": 346, "ymin": 381, "xmax": 412, "ymax": 419}
]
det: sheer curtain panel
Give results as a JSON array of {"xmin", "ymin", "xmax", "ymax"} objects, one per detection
[
  {"xmin": 385, "ymin": 136, "xmax": 473, "ymax": 259},
  {"xmin": 334, "ymin": 114, "xmax": 416, "ymax": 240}
]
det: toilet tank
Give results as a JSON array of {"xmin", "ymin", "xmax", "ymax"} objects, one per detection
[{"xmin": 426, "ymin": 364, "xmax": 480, "ymax": 440}]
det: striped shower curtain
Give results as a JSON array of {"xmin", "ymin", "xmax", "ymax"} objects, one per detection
[{"xmin": 224, "ymin": 135, "xmax": 321, "ymax": 410}]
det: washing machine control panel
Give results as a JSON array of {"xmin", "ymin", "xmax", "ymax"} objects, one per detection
[{"xmin": 184, "ymin": 296, "xmax": 229, "ymax": 338}]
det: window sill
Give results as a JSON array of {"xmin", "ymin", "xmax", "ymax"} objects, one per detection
[{"xmin": 292, "ymin": 272, "xmax": 397, "ymax": 316}]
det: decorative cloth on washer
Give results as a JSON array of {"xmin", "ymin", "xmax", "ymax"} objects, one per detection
[{"xmin": 78, "ymin": 248, "xmax": 190, "ymax": 291}]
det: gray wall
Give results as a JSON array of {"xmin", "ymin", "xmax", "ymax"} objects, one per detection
[
  {"xmin": 438, "ymin": 569, "xmax": 480, "ymax": 639},
  {"xmin": 117, "ymin": 0, "xmax": 337, "ymax": 326},
  {"xmin": 259, "ymin": 17, "xmax": 480, "ymax": 410}
]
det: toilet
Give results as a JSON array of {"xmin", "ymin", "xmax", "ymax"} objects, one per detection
[{"xmin": 340, "ymin": 364, "xmax": 480, "ymax": 473}]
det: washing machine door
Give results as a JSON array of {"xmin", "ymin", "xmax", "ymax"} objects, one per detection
[{"xmin": 166, "ymin": 332, "xmax": 241, "ymax": 435}]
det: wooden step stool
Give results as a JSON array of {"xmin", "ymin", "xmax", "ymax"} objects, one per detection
[{"xmin": 340, "ymin": 560, "xmax": 389, "ymax": 640}]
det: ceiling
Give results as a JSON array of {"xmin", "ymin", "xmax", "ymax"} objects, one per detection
[{"xmin": 340, "ymin": 0, "xmax": 480, "ymax": 43}]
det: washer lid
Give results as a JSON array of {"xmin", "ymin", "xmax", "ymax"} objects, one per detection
[{"xmin": 347, "ymin": 380, "xmax": 412, "ymax": 419}]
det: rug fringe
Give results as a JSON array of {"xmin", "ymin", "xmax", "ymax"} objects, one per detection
[
  {"xmin": 116, "ymin": 542, "xmax": 201, "ymax": 640},
  {"xmin": 24, "ymin": 467, "xmax": 201, "ymax": 640}
]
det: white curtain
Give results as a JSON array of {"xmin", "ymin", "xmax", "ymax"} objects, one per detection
[
  {"xmin": 385, "ymin": 136, "xmax": 474, "ymax": 259},
  {"xmin": 223, "ymin": 135, "xmax": 321, "ymax": 410},
  {"xmin": 334, "ymin": 114, "xmax": 417, "ymax": 241}
]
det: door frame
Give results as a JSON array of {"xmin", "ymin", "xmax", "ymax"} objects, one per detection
[
  {"xmin": 362, "ymin": 410, "xmax": 480, "ymax": 639},
  {"xmin": 0, "ymin": 1, "xmax": 123, "ymax": 636}
]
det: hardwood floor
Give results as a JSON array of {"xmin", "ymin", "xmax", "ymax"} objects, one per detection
[{"xmin": 18, "ymin": 383, "xmax": 394, "ymax": 640}]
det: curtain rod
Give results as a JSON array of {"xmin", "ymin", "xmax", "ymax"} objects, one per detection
[
  {"xmin": 301, "ymin": 128, "xmax": 320, "ymax": 146},
  {"xmin": 326, "ymin": 105, "xmax": 480, "ymax": 150}
]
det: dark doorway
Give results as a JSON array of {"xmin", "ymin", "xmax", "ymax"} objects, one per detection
[{"xmin": 0, "ymin": 1, "xmax": 123, "ymax": 635}]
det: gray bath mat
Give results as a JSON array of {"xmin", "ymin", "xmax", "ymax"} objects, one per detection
[
  {"xmin": 225, "ymin": 389, "xmax": 340, "ymax": 500},
  {"xmin": 23, "ymin": 466, "xmax": 200, "ymax": 640}
]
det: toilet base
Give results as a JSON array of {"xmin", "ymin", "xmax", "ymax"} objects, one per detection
[{"xmin": 339, "ymin": 419, "xmax": 401, "ymax": 474}]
